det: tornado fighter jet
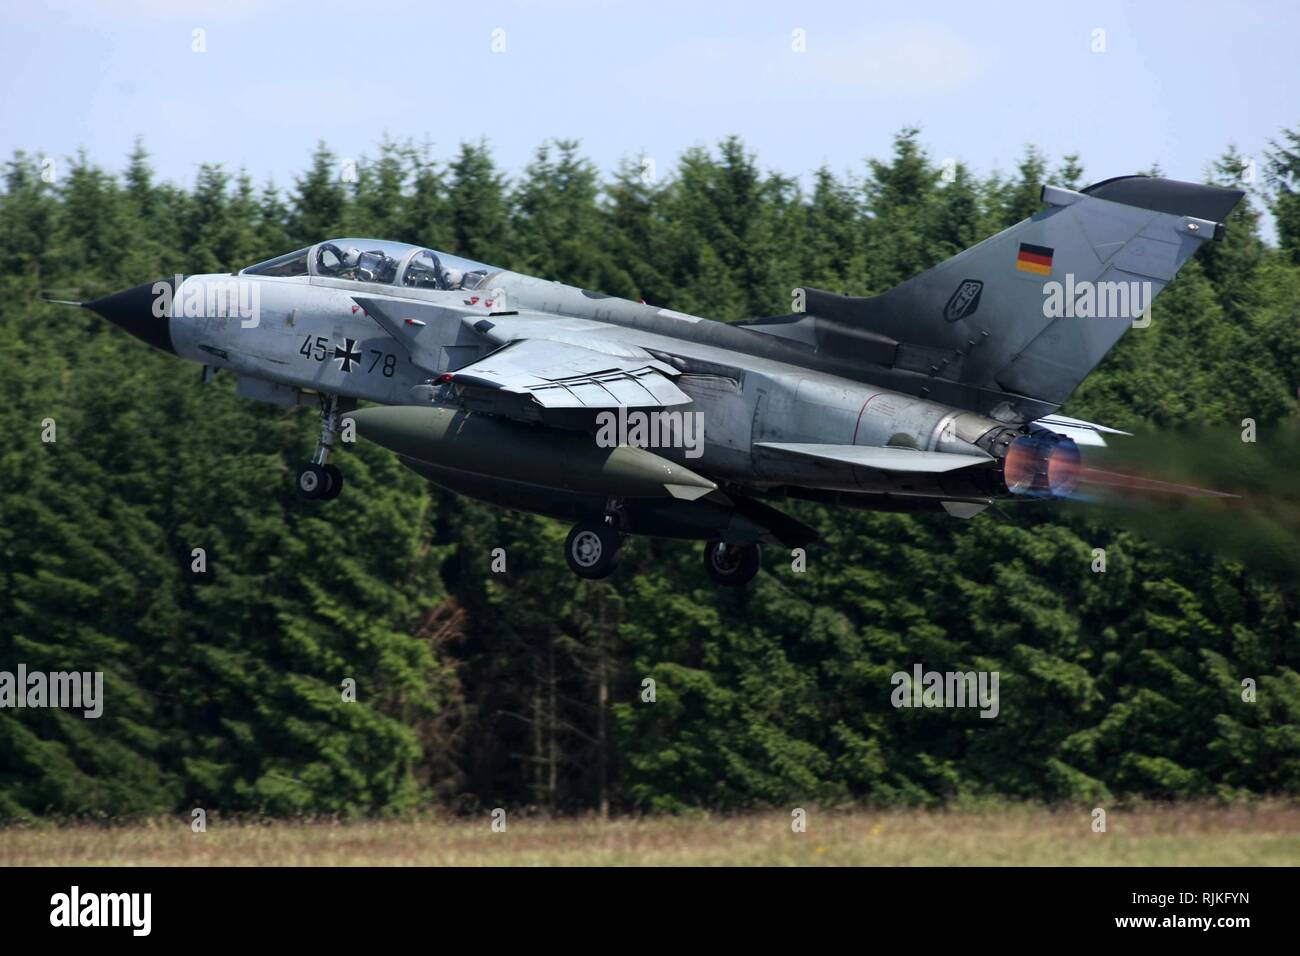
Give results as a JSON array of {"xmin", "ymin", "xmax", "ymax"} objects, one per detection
[{"xmin": 73, "ymin": 176, "xmax": 1243, "ymax": 585}]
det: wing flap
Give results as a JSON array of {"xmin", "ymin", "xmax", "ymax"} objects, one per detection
[
  {"xmin": 448, "ymin": 340, "xmax": 689, "ymax": 407},
  {"xmin": 520, "ymin": 368, "xmax": 687, "ymax": 409},
  {"xmin": 440, "ymin": 339, "xmax": 692, "ymax": 428}
]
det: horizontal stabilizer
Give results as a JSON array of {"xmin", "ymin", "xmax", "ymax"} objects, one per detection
[
  {"xmin": 1033, "ymin": 413, "xmax": 1132, "ymax": 447},
  {"xmin": 755, "ymin": 442, "xmax": 993, "ymax": 473}
]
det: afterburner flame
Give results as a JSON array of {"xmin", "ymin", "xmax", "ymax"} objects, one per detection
[
  {"xmin": 1047, "ymin": 440, "xmax": 1081, "ymax": 496},
  {"xmin": 1002, "ymin": 435, "xmax": 1043, "ymax": 495},
  {"xmin": 1071, "ymin": 465, "xmax": 1237, "ymax": 499}
]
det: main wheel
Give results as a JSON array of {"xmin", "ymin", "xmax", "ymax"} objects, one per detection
[
  {"xmin": 321, "ymin": 464, "xmax": 344, "ymax": 500},
  {"xmin": 702, "ymin": 540, "xmax": 761, "ymax": 587},
  {"xmin": 565, "ymin": 520, "xmax": 623, "ymax": 579},
  {"xmin": 297, "ymin": 463, "xmax": 328, "ymax": 500}
]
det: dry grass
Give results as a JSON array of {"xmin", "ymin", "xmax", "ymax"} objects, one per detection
[{"xmin": 2, "ymin": 803, "xmax": 1298, "ymax": 866}]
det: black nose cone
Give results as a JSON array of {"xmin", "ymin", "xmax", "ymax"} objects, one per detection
[{"xmin": 86, "ymin": 279, "xmax": 179, "ymax": 355}]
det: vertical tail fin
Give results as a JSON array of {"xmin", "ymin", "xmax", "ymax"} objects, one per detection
[{"xmin": 790, "ymin": 176, "xmax": 1244, "ymax": 420}]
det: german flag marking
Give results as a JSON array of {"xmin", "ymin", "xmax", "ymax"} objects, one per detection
[{"xmin": 1016, "ymin": 242, "xmax": 1053, "ymax": 275}]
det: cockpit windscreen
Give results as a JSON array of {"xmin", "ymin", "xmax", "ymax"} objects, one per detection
[
  {"xmin": 242, "ymin": 239, "xmax": 501, "ymax": 291},
  {"xmin": 242, "ymin": 247, "xmax": 311, "ymax": 277}
]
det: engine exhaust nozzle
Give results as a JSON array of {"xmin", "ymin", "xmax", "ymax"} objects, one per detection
[{"xmin": 1001, "ymin": 433, "xmax": 1081, "ymax": 498}]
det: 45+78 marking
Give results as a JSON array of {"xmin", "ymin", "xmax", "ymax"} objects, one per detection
[{"xmin": 299, "ymin": 335, "xmax": 396, "ymax": 376}]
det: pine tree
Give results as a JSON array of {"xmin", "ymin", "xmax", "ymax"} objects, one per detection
[
  {"xmin": 290, "ymin": 142, "xmax": 348, "ymax": 244},
  {"xmin": 1265, "ymin": 126, "xmax": 1300, "ymax": 265},
  {"xmin": 447, "ymin": 141, "xmax": 508, "ymax": 264}
]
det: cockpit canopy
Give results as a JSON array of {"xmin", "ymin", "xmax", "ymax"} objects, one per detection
[{"xmin": 240, "ymin": 239, "xmax": 498, "ymax": 291}]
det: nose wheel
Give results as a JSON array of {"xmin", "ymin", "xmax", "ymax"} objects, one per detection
[
  {"xmin": 297, "ymin": 462, "xmax": 343, "ymax": 500},
  {"xmin": 564, "ymin": 519, "xmax": 624, "ymax": 579},
  {"xmin": 297, "ymin": 394, "xmax": 349, "ymax": 501},
  {"xmin": 702, "ymin": 540, "xmax": 761, "ymax": 587}
]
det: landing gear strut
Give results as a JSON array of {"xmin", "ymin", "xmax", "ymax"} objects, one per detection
[
  {"xmin": 297, "ymin": 394, "xmax": 345, "ymax": 501},
  {"xmin": 565, "ymin": 518, "xmax": 624, "ymax": 579},
  {"xmin": 702, "ymin": 540, "xmax": 761, "ymax": 587}
]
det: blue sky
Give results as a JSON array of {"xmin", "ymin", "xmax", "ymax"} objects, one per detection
[{"xmin": 3, "ymin": 0, "xmax": 1297, "ymax": 209}]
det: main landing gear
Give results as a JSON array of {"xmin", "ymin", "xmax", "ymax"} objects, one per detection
[
  {"xmin": 297, "ymin": 394, "xmax": 346, "ymax": 501},
  {"xmin": 562, "ymin": 508, "xmax": 763, "ymax": 587},
  {"xmin": 702, "ymin": 539, "xmax": 761, "ymax": 587},
  {"xmin": 565, "ymin": 518, "xmax": 624, "ymax": 580}
]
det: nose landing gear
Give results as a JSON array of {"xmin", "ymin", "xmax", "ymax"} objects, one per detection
[
  {"xmin": 297, "ymin": 462, "xmax": 343, "ymax": 500},
  {"xmin": 296, "ymin": 394, "xmax": 349, "ymax": 501}
]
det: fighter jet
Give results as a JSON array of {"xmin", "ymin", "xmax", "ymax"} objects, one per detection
[{"xmin": 70, "ymin": 175, "xmax": 1243, "ymax": 585}]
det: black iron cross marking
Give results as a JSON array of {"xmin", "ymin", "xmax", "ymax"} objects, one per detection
[{"xmin": 333, "ymin": 338, "xmax": 362, "ymax": 373}]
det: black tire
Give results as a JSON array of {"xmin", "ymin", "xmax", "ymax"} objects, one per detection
[
  {"xmin": 321, "ymin": 464, "xmax": 344, "ymax": 500},
  {"xmin": 565, "ymin": 520, "xmax": 623, "ymax": 579},
  {"xmin": 702, "ymin": 540, "xmax": 761, "ymax": 587},
  {"xmin": 297, "ymin": 463, "xmax": 328, "ymax": 500}
]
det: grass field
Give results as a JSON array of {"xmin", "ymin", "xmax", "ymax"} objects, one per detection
[{"xmin": 2, "ymin": 803, "xmax": 1298, "ymax": 866}]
